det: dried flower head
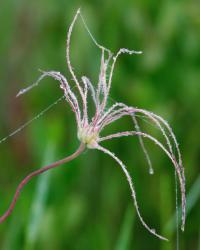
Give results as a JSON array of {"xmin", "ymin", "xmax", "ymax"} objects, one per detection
[{"xmin": 0, "ymin": 9, "xmax": 185, "ymax": 241}]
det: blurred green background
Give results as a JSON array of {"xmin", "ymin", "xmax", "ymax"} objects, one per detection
[{"xmin": 0, "ymin": 0, "xmax": 199, "ymax": 249}]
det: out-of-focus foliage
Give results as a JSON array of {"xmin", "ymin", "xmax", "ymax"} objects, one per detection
[{"xmin": 0, "ymin": 0, "xmax": 199, "ymax": 249}]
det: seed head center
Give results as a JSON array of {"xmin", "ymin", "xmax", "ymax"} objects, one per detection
[{"xmin": 78, "ymin": 126, "xmax": 99, "ymax": 148}]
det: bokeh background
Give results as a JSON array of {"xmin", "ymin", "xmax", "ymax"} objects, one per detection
[{"xmin": 0, "ymin": 0, "xmax": 200, "ymax": 249}]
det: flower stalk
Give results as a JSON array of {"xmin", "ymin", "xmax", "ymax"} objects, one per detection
[{"xmin": 0, "ymin": 143, "xmax": 85, "ymax": 224}]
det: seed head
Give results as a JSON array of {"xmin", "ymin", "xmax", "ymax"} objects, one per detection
[{"xmin": 1, "ymin": 9, "xmax": 185, "ymax": 242}]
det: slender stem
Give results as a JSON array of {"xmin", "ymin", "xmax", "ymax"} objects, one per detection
[{"xmin": 0, "ymin": 143, "xmax": 85, "ymax": 224}]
